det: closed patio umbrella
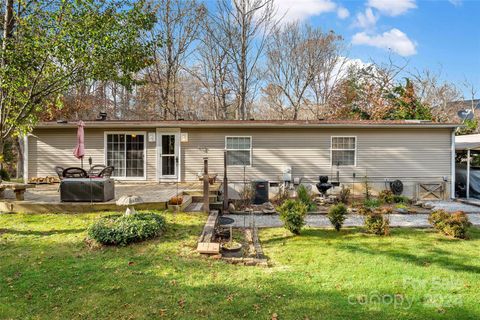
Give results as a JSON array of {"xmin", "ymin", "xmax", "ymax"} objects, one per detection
[{"xmin": 73, "ymin": 120, "xmax": 85, "ymax": 168}]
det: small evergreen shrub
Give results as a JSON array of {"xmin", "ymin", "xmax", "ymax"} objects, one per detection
[
  {"xmin": 277, "ymin": 200, "xmax": 307, "ymax": 235},
  {"xmin": 338, "ymin": 185, "xmax": 351, "ymax": 204},
  {"xmin": 297, "ymin": 184, "xmax": 317, "ymax": 211},
  {"xmin": 327, "ymin": 203, "xmax": 348, "ymax": 231},
  {"xmin": 88, "ymin": 212, "xmax": 166, "ymax": 246},
  {"xmin": 364, "ymin": 212, "xmax": 390, "ymax": 236},
  {"xmin": 428, "ymin": 210, "xmax": 472, "ymax": 239}
]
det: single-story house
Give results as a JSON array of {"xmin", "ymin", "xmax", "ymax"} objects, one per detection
[{"xmin": 24, "ymin": 119, "xmax": 458, "ymax": 199}]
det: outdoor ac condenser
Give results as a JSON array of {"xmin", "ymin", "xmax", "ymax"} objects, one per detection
[{"xmin": 60, "ymin": 178, "xmax": 115, "ymax": 202}]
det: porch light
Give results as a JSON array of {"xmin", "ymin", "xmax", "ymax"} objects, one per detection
[{"xmin": 181, "ymin": 132, "xmax": 189, "ymax": 142}]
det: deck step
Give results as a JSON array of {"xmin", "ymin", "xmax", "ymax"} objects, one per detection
[
  {"xmin": 209, "ymin": 201, "xmax": 223, "ymax": 211},
  {"xmin": 183, "ymin": 190, "xmax": 219, "ymax": 196},
  {"xmin": 191, "ymin": 195, "xmax": 218, "ymax": 203},
  {"xmin": 184, "ymin": 202, "xmax": 204, "ymax": 212}
]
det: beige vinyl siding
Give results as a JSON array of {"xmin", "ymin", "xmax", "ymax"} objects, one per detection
[
  {"xmin": 181, "ymin": 128, "xmax": 452, "ymax": 197},
  {"xmin": 28, "ymin": 128, "xmax": 157, "ymax": 181},
  {"xmin": 28, "ymin": 126, "xmax": 453, "ymax": 198}
]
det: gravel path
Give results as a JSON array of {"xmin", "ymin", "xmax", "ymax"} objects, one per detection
[
  {"xmin": 425, "ymin": 200, "xmax": 480, "ymax": 213},
  {"xmin": 227, "ymin": 213, "xmax": 480, "ymax": 228}
]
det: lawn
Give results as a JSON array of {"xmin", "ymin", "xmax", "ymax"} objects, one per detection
[{"xmin": 1, "ymin": 212, "xmax": 479, "ymax": 320}]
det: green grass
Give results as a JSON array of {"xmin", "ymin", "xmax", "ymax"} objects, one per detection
[{"xmin": 1, "ymin": 212, "xmax": 479, "ymax": 320}]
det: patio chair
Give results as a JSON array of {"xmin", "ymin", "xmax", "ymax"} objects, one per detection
[
  {"xmin": 62, "ymin": 167, "xmax": 88, "ymax": 179},
  {"xmin": 54, "ymin": 166, "xmax": 65, "ymax": 180},
  {"xmin": 88, "ymin": 165, "xmax": 106, "ymax": 177},
  {"xmin": 98, "ymin": 166, "xmax": 114, "ymax": 178}
]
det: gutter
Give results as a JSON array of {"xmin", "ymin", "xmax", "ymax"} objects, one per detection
[{"xmin": 33, "ymin": 122, "xmax": 461, "ymax": 130}]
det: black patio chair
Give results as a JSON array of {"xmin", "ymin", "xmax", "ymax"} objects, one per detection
[
  {"xmin": 88, "ymin": 165, "xmax": 106, "ymax": 177},
  {"xmin": 62, "ymin": 167, "xmax": 88, "ymax": 179},
  {"xmin": 98, "ymin": 166, "xmax": 114, "ymax": 178},
  {"xmin": 54, "ymin": 166, "xmax": 65, "ymax": 180}
]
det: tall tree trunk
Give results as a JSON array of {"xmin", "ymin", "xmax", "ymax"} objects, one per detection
[{"xmin": 15, "ymin": 136, "xmax": 23, "ymax": 179}]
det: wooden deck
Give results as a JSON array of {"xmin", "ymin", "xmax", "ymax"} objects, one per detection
[{"xmin": 0, "ymin": 181, "xmax": 222, "ymax": 214}]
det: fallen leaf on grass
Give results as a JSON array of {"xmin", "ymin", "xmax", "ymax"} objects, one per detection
[{"xmin": 178, "ymin": 298, "xmax": 185, "ymax": 309}]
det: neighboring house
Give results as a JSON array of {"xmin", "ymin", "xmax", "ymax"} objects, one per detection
[{"xmin": 25, "ymin": 119, "xmax": 458, "ymax": 199}]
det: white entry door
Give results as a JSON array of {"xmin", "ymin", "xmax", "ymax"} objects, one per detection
[{"xmin": 157, "ymin": 131, "xmax": 180, "ymax": 180}]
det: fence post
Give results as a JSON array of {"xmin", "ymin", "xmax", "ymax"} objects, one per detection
[{"xmin": 203, "ymin": 157, "xmax": 209, "ymax": 213}]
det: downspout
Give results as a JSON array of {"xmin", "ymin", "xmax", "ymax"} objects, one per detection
[{"xmin": 450, "ymin": 129, "xmax": 455, "ymax": 199}]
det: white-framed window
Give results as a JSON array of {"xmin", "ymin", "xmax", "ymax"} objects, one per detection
[
  {"xmin": 331, "ymin": 136, "xmax": 356, "ymax": 166},
  {"xmin": 225, "ymin": 136, "xmax": 252, "ymax": 166},
  {"xmin": 105, "ymin": 132, "xmax": 146, "ymax": 179}
]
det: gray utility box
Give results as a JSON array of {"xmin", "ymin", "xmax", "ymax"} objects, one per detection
[
  {"xmin": 60, "ymin": 178, "xmax": 115, "ymax": 202},
  {"xmin": 252, "ymin": 180, "xmax": 269, "ymax": 204}
]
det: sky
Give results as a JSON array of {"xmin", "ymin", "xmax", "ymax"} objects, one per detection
[{"xmin": 207, "ymin": 0, "xmax": 480, "ymax": 98}]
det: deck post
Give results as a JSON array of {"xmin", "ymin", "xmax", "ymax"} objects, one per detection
[
  {"xmin": 203, "ymin": 157, "xmax": 209, "ymax": 212},
  {"xmin": 467, "ymin": 149, "xmax": 471, "ymax": 199},
  {"xmin": 223, "ymin": 150, "xmax": 228, "ymax": 212}
]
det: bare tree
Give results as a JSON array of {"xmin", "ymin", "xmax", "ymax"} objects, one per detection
[
  {"xmin": 193, "ymin": 18, "xmax": 234, "ymax": 120},
  {"xmin": 211, "ymin": 0, "xmax": 277, "ymax": 120},
  {"xmin": 264, "ymin": 22, "xmax": 345, "ymax": 120},
  {"xmin": 307, "ymin": 32, "xmax": 347, "ymax": 119},
  {"xmin": 408, "ymin": 68, "xmax": 462, "ymax": 121},
  {"xmin": 147, "ymin": 0, "xmax": 206, "ymax": 119}
]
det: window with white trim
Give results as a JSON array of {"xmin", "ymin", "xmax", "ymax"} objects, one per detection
[
  {"xmin": 226, "ymin": 136, "xmax": 252, "ymax": 166},
  {"xmin": 331, "ymin": 137, "xmax": 356, "ymax": 166},
  {"xmin": 106, "ymin": 133, "xmax": 145, "ymax": 178}
]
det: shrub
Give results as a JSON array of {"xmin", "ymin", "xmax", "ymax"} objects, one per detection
[
  {"xmin": 395, "ymin": 203, "xmax": 408, "ymax": 210},
  {"xmin": 364, "ymin": 212, "xmax": 390, "ymax": 236},
  {"xmin": 338, "ymin": 185, "xmax": 351, "ymax": 204},
  {"xmin": 428, "ymin": 210, "xmax": 472, "ymax": 239},
  {"xmin": 297, "ymin": 184, "xmax": 317, "ymax": 211},
  {"xmin": 0, "ymin": 168, "xmax": 10, "ymax": 181},
  {"xmin": 358, "ymin": 206, "xmax": 373, "ymax": 216},
  {"xmin": 393, "ymin": 195, "xmax": 410, "ymax": 204},
  {"xmin": 379, "ymin": 207, "xmax": 393, "ymax": 215},
  {"xmin": 327, "ymin": 203, "xmax": 348, "ymax": 231},
  {"xmin": 272, "ymin": 184, "xmax": 290, "ymax": 206},
  {"xmin": 239, "ymin": 184, "xmax": 254, "ymax": 208},
  {"xmin": 88, "ymin": 212, "xmax": 166, "ymax": 246},
  {"xmin": 363, "ymin": 198, "xmax": 382, "ymax": 208},
  {"xmin": 378, "ymin": 190, "xmax": 394, "ymax": 204},
  {"xmin": 363, "ymin": 175, "xmax": 371, "ymax": 200},
  {"xmin": 277, "ymin": 200, "xmax": 307, "ymax": 235}
]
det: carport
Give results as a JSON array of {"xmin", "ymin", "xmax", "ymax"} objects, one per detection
[{"xmin": 455, "ymin": 134, "xmax": 480, "ymax": 199}]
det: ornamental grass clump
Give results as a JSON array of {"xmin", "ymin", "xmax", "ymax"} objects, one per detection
[
  {"xmin": 327, "ymin": 203, "xmax": 348, "ymax": 231},
  {"xmin": 277, "ymin": 199, "xmax": 307, "ymax": 235},
  {"xmin": 88, "ymin": 212, "xmax": 166, "ymax": 246},
  {"xmin": 428, "ymin": 210, "xmax": 471, "ymax": 239}
]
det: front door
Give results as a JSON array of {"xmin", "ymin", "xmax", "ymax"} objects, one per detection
[{"xmin": 158, "ymin": 132, "xmax": 179, "ymax": 180}]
